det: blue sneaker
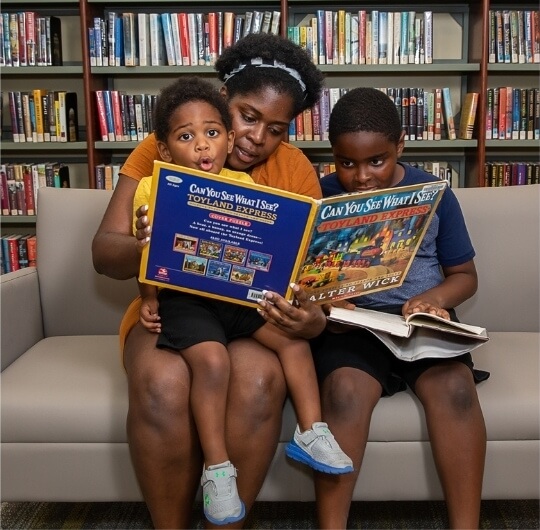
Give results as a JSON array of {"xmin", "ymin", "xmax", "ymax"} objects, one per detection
[
  {"xmin": 201, "ymin": 461, "xmax": 245, "ymax": 525},
  {"xmin": 285, "ymin": 422, "xmax": 353, "ymax": 474}
]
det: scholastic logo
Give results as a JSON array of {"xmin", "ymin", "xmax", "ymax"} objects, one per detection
[{"xmin": 156, "ymin": 267, "xmax": 170, "ymax": 281}]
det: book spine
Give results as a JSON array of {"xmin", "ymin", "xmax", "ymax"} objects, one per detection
[
  {"xmin": 458, "ymin": 92, "xmax": 479, "ymax": 140},
  {"xmin": 187, "ymin": 13, "xmax": 198, "ymax": 66},
  {"xmin": 22, "ymin": 164, "xmax": 35, "ymax": 215},
  {"xmin": 95, "ymin": 91, "xmax": 109, "ymax": 141},
  {"xmin": 407, "ymin": 11, "xmax": 416, "ymax": 63},
  {"xmin": 0, "ymin": 165, "xmax": 10, "ymax": 215},
  {"xmin": 442, "ymin": 87, "xmax": 457, "ymax": 140},
  {"xmin": 400, "ymin": 11, "xmax": 408, "ymax": 64},
  {"xmin": 357, "ymin": 10, "xmax": 365, "ymax": 65}
]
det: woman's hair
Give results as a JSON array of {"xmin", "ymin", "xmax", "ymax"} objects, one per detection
[
  {"xmin": 215, "ymin": 33, "xmax": 325, "ymax": 116},
  {"xmin": 329, "ymin": 87, "xmax": 403, "ymax": 145},
  {"xmin": 154, "ymin": 77, "xmax": 232, "ymax": 142}
]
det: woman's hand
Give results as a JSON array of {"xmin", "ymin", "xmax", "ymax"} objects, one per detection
[
  {"xmin": 139, "ymin": 295, "xmax": 161, "ymax": 333},
  {"xmin": 257, "ymin": 283, "xmax": 327, "ymax": 339},
  {"xmin": 134, "ymin": 204, "xmax": 151, "ymax": 251}
]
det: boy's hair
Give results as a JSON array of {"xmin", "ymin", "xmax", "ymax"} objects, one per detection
[
  {"xmin": 215, "ymin": 33, "xmax": 324, "ymax": 116},
  {"xmin": 154, "ymin": 77, "xmax": 232, "ymax": 142},
  {"xmin": 329, "ymin": 87, "xmax": 403, "ymax": 145}
]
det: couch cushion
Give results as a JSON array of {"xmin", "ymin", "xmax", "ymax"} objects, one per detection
[
  {"xmin": 1, "ymin": 336, "xmax": 128, "ymax": 443},
  {"xmin": 3, "ymin": 333, "xmax": 538, "ymax": 444}
]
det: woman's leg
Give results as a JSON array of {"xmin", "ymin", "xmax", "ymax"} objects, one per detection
[
  {"xmin": 315, "ymin": 367, "xmax": 382, "ymax": 530},
  {"xmin": 222, "ymin": 338, "xmax": 287, "ymax": 525},
  {"xmin": 124, "ymin": 323, "xmax": 202, "ymax": 530},
  {"xmin": 414, "ymin": 362, "xmax": 486, "ymax": 529}
]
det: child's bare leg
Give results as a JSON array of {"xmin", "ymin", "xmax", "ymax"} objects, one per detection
[
  {"xmin": 415, "ymin": 362, "xmax": 486, "ymax": 529},
  {"xmin": 253, "ymin": 324, "xmax": 353, "ymax": 475},
  {"xmin": 252, "ymin": 324, "xmax": 320, "ymax": 430},
  {"xmin": 181, "ymin": 341, "xmax": 230, "ymax": 466}
]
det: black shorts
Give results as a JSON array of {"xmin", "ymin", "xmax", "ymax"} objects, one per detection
[
  {"xmin": 310, "ymin": 307, "xmax": 489, "ymax": 396},
  {"xmin": 156, "ymin": 290, "xmax": 265, "ymax": 351}
]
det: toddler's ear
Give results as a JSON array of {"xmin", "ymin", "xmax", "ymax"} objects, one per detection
[{"xmin": 156, "ymin": 139, "xmax": 173, "ymax": 162}]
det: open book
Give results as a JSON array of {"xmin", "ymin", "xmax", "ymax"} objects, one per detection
[
  {"xmin": 328, "ymin": 306, "xmax": 489, "ymax": 361},
  {"xmin": 140, "ymin": 161, "xmax": 447, "ymax": 308}
]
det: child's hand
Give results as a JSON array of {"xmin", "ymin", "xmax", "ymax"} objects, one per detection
[
  {"xmin": 140, "ymin": 295, "xmax": 161, "ymax": 332},
  {"xmin": 403, "ymin": 297, "xmax": 450, "ymax": 320}
]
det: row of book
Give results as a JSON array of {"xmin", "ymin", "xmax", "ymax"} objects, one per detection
[
  {"xmin": 89, "ymin": 10, "xmax": 280, "ymax": 68},
  {"xmin": 5, "ymin": 90, "xmax": 79, "ymax": 143},
  {"xmin": 0, "ymin": 11, "xmax": 62, "ymax": 67},
  {"xmin": 289, "ymin": 86, "xmax": 464, "ymax": 143},
  {"xmin": 486, "ymin": 87, "xmax": 540, "ymax": 140},
  {"xmin": 288, "ymin": 10, "xmax": 433, "ymax": 66},
  {"xmin": 95, "ymin": 163, "xmax": 121, "ymax": 190},
  {"xmin": 488, "ymin": 10, "xmax": 540, "ymax": 64},
  {"xmin": 0, "ymin": 233, "xmax": 36, "ymax": 274},
  {"xmin": 95, "ymin": 91, "xmax": 156, "ymax": 142},
  {"xmin": 1, "ymin": 162, "xmax": 70, "ymax": 216},
  {"xmin": 484, "ymin": 162, "xmax": 540, "ymax": 186}
]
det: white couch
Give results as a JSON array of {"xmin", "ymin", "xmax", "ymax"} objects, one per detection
[{"xmin": 1, "ymin": 185, "xmax": 539, "ymax": 502}]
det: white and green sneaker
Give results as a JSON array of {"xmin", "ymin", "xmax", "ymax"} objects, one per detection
[
  {"xmin": 285, "ymin": 422, "xmax": 354, "ymax": 474},
  {"xmin": 201, "ymin": 461, "xmax": 245, "ymax": 525}
]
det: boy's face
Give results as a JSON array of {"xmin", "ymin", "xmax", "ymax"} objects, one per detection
[
  {"xmin": 332, "ymin": 130, "xmax": 406, "ymax": 192},
  {"xmin": 157, "ymin": 100, "xmax": 234, "ymax": 174}
]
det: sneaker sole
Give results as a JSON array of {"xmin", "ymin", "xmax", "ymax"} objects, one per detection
[
  {"xmin": 205, "ymin": 501, "xmax": 246, "ymax": 526},
  {"xmin": 285, "ymin": 440, "xmax": 353, "ymax": 474}
]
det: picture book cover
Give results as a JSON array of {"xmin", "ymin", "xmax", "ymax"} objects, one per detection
[{"xmin": 139, "ymin": 161, "xmax": 447, "ymax": 307}]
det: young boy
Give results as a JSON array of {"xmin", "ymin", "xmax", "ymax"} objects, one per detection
[
  {"xmin": 133, "ymin": 77, "xmax": 353, "ymax": 526},
  {"xmin": 307, "ymin": 87, "xmax": 489, "ymax": 528}
]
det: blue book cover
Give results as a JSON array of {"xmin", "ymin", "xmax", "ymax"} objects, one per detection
[{"xmin": 140, "ymin": 162, "xmax": 447, "ymax": 307}]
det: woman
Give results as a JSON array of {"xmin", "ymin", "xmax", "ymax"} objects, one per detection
[{"xmin": 92, "ymin": 33, "xmax": 325, "ymax": 528}]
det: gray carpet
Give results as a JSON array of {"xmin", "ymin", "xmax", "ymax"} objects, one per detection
[{"xmin": 1, "ymin": 500, "xmax": 538, "ymax": 529}]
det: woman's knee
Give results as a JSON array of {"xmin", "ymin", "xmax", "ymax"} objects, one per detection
[
  {"xmin": 125, "ymin": 329, "xmax": 191, "ymax": 422},
  {"xmin": 228, "ymin": 338, "xmax": 287, "ymax": 420}
]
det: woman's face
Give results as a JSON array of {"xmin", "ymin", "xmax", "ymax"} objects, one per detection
[{"xmin": 224, "ymin": 86, "xmax": 295, "ymax": 171}]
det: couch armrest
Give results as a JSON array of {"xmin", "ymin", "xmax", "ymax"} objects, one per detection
[{"xmin": 1, "ymin": 268, "xmax": 44, "ymax": 371}]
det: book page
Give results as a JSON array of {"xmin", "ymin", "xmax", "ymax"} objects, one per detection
[
  {"xmin": 328, "ymin": 306, "xmax": 412, "ymax": 337},
  {"xmin": 405, "ymin": 312, "xmax": 488, "ymax": 339},
  {"xmin": 368, "ymin": 326, "xmax": 488, "ymax": 362}
]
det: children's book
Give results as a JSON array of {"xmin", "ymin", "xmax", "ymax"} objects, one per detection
[
  {"xmin": 139, "ymin": 161, "xmax": 447, "ymax": 308},
  {"xmin": 327, "ymin": 306, "xmax": 489, "ymax": 361}
]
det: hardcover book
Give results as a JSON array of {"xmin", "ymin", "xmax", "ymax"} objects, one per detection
[
  {"xmin": 140, "ymin": 162, "xmax": 447, "ymax": 308},
  {"xmin": 327, "ymin": 306, "xmax": 489, "ymax": 361}
]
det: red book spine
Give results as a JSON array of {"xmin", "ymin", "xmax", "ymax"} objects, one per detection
[
  {"xmin": 178, "ymin": 13, "xmax": 190, "ymax": 66},
  {"xmin": 22, "ymin": 164, "xmax": 36, "ymax": 215},
  {"xmin": 27, "ymin": 235, "xmax": 37, "ymax": 267},
  {"xmin": 94, "ymin": 91, "xmax": 109, "ymax": 142}
]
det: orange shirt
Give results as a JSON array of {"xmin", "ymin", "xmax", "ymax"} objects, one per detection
[
  {"xmin": 119, "ymin": 133, "xmax": 322, "ymax": 356},
  {"xmin": 121, "ymin": 133, "xmax": 322, "ymax": 199}
]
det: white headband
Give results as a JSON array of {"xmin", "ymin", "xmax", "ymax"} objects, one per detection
[{"xmin": 223, "ymin": 57, "xmax": 307, "ymax": 94}]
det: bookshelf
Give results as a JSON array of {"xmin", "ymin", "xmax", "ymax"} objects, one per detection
[{"xmin": 1, "ymin": 0, "xmax": 538, "ymax": 203}]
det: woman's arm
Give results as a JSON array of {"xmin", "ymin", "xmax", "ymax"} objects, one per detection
[
  {"xmin": 92, "ymin": 175, "xmax": 145, "ymax": 279},
  {"xmin": 92, "ymin": 137, "xmax": 159, "ymax": 280}
]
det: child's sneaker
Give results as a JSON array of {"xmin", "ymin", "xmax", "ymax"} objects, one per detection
[
  {"xmin": 285, "ymin": 422, "xmax": 354, "ymax": 474},
  {"xmin": 201, "ymin": 461, "xmax": 245, "ymax": 525}
]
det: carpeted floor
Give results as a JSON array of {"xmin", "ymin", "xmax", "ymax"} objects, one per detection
[{"xmin": 1, "ymin": 500, "xmax": 538, "ymax": 529}]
